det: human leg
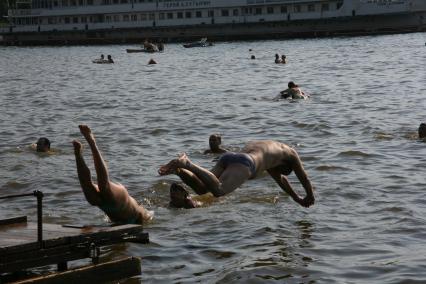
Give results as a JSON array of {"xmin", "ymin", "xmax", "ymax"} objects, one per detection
[
  {"xmin": 159, "ymin": 153, "xmax": 248, "ymax": 197},
  {"xmin": 72, "ymin": 140, "xmax": 101, "ymax": 206},
  {"xmin": 79, "ymin": 125, "xmax": 111, "ymax": 194}
]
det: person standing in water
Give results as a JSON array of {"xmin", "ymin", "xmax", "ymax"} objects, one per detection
[{"xmin": 72, "ymin": 125, "xmax": 153, "ymax": 224}]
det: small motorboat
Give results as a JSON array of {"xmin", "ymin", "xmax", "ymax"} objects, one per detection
[
  {"xmin": 126, "ymin": 48, "xmax": 160, "ymax": 53},
  {"xmin": 183, "ymin": 37, "xmax": 213, "ymax": 48}
]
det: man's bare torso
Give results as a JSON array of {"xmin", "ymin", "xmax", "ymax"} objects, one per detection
[{"xmin": 242, "ymin": 140, "xmax": 295, "ymax": 177}]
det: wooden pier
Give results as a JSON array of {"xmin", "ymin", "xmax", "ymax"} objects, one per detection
[{"xmin": 0, "ymin": 191, "xmax": 149, "ymax": 283}]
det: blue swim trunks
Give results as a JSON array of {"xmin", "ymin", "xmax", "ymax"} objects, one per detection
[{"xmin": 218, "ymin": 152, "xmax": 256, "ymax": 178}]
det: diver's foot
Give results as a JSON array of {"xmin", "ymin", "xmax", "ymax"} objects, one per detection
[
  {"xmin": 78, "ymin": 125, "xmax": 95, "ymax": 143},
  {"xmin": 158, "ymin": 153, "xmax": 190, "ymax": 176},
  {"xmin": 72, "ymin": 140, "xmax": 83, "ymax": 155}
]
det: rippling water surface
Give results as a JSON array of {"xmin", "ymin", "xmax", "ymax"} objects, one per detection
[{"xmin": 1, "ymin": 33, "xmax": 426, "ymax": 283}]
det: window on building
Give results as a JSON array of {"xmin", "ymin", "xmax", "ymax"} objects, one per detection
[
  {"xmin": 255, "ymin": 8, "xmax": 262, "ymax": 15},
  {"xmin": 159, "ymin": 13, "xmax": 165, "ymax": 20},
  {"xmin": 221, "ymin": 9, "xmax": 229, "ymax": 17},
  {"xmin": 73, "ymin": 17, "xmax": 78, "ymax": 23},
  {"xmin": 177, "ymin": 12, "xmax": 183, "ymax": 19},
  {"xmin": 280, "ymin": 6, "xmax": 287, "ymax": 13},
  {"xmin": 131, "ymin": 14, "xmax": 137, "ymax": 21},
  {"xmin": 149, "ymin": 13, "xmax": 154, "ymax": 20},
  {"xmin": 321, "ymin": 3, "xmax": 329, "ymax": 11},
  {"xmin": 120, "ymin": 0, "xmax": 128, "ymax": 3},
  {"xmin": 167, "ymin": 12, "xmax": 173, "ymax": 19},
  {"xmin": 62, "ymin": 0, "xmax": 68, "ymax": 7},
  {"xmin": 294, "ymin": 5, "xmax": 301, "ymax": 13},
  {"xmin": 140, "ymin": 13, "xmax": 146, "ymax": 21},
  {"xmin": 196, "ymin": 11, "xmax": 202, "ymax": 18},
  {"xmin": 185, "ymin": 11, "xmax": 191, "ymax": 18},
  {"xmin": 123, "ymin": 14, "xmax": 129, "ymax": 21},
  {"xmin": 114, "ymin": 15, "xmax": 120, "ymax": 21},
  {"xmin": 78, "ymin": 0, "xmax": 83, "ymax": 5},
  {"xmin": 208, "ymin": 10, "xmax": 214, "ymax": 17},
  {"xmin": 233, "ymin": 9, "xmax": 238, "ymax": 16},
  {"xmin": 337, "ymin": 1, "xmax": 343, "ymax": 9},
  {"xmin": 267, "ymin": 7, "xmax": 274, "ymax": 14},
  {"xmin": 65, "ymin": 17, "xmax": 70, "ymax": 23},
  {"xmin": 308, "ymin": 4, "xmax": 315, "ymax": 12},
  {"xmin": 113, "ymin": 0, "xmax": 118, "ymax": 3},
  {"xmin": 87, "ymin": 0, "xmax": 93, "ymax": 5}
]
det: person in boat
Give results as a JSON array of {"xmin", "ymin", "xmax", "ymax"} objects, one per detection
[
  {"xmin": 107, "ymin": 55, "xmax": 114, "ymax": 63},
  {"xmin": 204, "ymin": 134, "xmax": 228, "ymax": 154},
  {"xmin": 419, "ymin": 123, "xmax": 426, "ymax": 139},
  {"xmin": 275, "ymin": 54, "xmax": 281, "ymax": 64},
  {"xmin": 31, "ymin": 137, "xmax": 51, "ymax": 152},
  {"xmin": 157, "ymin": 42, "xmax": 164, "ymax": 52},
  {"xmin": 280, "ymin": 81, "xmax": 308, "ymax": 99},
  {"xmin": 281, "ymin": 55, "xmax": 287, "ymax": 64},
  {"xmin": 159, "ymin": 140, "xmax": 315, "ymax": 209},
  {"xmin": 72, "ymin": 125, "xmax": 153, "ymax": 224},
  {"xmin": 143, "ymin": 40, "xmax": 159, "ymax": 52}
]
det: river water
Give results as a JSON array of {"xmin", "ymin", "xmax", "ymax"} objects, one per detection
[{"xmin": 1, "ymin": 32, "xmax": 425, "ymax": 283}]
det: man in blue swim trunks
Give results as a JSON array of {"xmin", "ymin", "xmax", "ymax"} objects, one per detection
[{"xmin": 159, "ymin": 140, "xmax": 315, "ymax": 209}]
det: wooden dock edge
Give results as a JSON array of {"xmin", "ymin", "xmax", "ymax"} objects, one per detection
[{"xmin": 13, "ymin": 257, "xmax": 141, "ymax": 284}]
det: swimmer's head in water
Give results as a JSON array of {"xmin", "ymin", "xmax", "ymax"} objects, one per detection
[
  {"xmin": 419, "ymin": 123, "xmax": 426, "ymax": 139},
  {"xmin": 209, "ymin": 134, "xmax": 222, "ymax": 150},
  {"xmin": 169, "ymin": 183, "xmax": 196, "ymax": 209},
  {"xmin": 36, "ymin": 137, "xmax": 50, "ymax": 152},
  {"xmin": 251, "ymin": 55, "xmax": 256, "ymax": 59},
  {"xmin": 288, "ymin": 81, "xmax": 297, "ymax": 88}
]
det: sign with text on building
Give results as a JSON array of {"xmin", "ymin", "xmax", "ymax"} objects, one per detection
[{"xmin": 161, "ymin": 1, "xmax": 212, "ymax": 8}]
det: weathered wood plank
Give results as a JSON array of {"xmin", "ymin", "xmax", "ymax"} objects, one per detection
[
  {"xmin": 13, "ymin": 257, "xmax": 142, "ymax": 284},
  {"xmin": 0, "ymin": 216, "xmax": 27, "ymax": 226}
]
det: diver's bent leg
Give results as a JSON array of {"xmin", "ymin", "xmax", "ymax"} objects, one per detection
[
  {"xmin": 176, "ymin": 168, "xmax": 209, "ymax": 195},
  {"xmin": 182, "ymin": 162, "xmax": 224, "ymax": 197}
]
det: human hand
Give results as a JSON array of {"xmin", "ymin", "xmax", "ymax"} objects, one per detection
[{"xmin": 300, "ymin": 195, "xmax": 315, "ymax": 208}]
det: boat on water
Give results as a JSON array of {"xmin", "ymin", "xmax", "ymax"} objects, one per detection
[
  {"xmin": 126, "ymin": 48, "xmax": 157, "ymax": 53},
  {"xmin": 183, "ymin": 37, "xmax": 213, "ymax": 48},
  {"xmin": 1, "ymin": 0, "xmax": 426, "ymax": 45}
]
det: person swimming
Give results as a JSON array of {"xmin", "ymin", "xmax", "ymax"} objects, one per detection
[
  {"xmin": 107, "ymin": 55, "xmax": 114, "ymax": 63},
  {"xmin": 419, "ymin": 123, "xmax": 426, "ymax": 139},
  {"xmin": 275, "ymin": 54, "xmax": 281, "ymax": 64},
  {"xmin": 280, "ymin": 81, "xmax": 308, "ymax": 99},
  {"xmin": 31, "ymin": 137, "xmax": 51, "ymax": 152},
  {"xmin": 204, "ymin": 134, "xmax": 228, "ymax": 154}
]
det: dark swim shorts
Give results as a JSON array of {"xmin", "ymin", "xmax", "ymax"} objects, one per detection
[{"xmin": 218, "ymin": 152, "xmax": 256, "ymax": 178}]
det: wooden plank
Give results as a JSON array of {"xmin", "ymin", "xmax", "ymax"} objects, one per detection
[
  {"xmin": 0, "ymin": 222, "xmax": 148, "ymax": 274},
  {"xmin": 13, "ymin": 257, "xmax": 142, "ymax": 284},
  {"xmin": 0, "ymin": 216, "xmax": 27, "ymax": 226}
]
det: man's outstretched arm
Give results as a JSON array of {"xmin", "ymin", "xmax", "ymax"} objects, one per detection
[
  {"xmin": 291, "ymin": 153, "xmax": 315, "ymax": 207},
  {"xmin": 267, "ymin": 167, "xmax": 306, "ymax": 206}
]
